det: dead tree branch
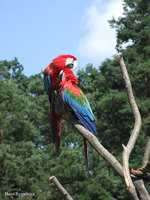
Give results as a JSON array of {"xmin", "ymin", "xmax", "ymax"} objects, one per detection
[
  {"xmin": 50, "ymin": 176, "xmax": 73, "ymax": 200},
  {"xmin": 72, "ymin": 122, "xmax": 123, "ymax": 177},
  {"xmin": 142, "ymin": 137, "xmax": 150, "ymax": 166},
  {"xmin": 119, "ymin": 57, "xmax": 142, "ymax": 200},
  {"xmin": 133, "ymin": 179, "xmax": 150, "ymax": 200},
  {"xmin": 131, "ymin": 161, "xmax": 150, "ymax": 200}
]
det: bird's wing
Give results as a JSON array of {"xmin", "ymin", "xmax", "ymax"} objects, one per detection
[
  {"xmin": 44, "ymin": 71, "xmax": 61, "ymax": 153},
  {"xmin": 44, "ymin": 72, "xmax": 51, "ymax": 98},
  {"xmin": 62, "ymin": 83, "xmax": 97, "ymax": 135}
]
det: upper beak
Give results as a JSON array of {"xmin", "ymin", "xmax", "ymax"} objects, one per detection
[{"xmin": 73, "ymin": 60, "xmax": 77, "ymax": 70}]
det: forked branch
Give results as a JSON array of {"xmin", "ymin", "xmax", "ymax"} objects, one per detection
[{"xmin": 119, "ymin": 57, "xmax": 142, "ymax": 199}]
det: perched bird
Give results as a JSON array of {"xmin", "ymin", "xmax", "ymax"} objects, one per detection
[
  {"xmin": 44, "ymin": 55, "xmax": 77, "ymax": 153},
  {"xmin": 59, "ymin": 68, "xmax": 97, "ymax": 135},
  {"xmin": 58, "ymin": 68, "xmax": 97, "ymax": 177}
]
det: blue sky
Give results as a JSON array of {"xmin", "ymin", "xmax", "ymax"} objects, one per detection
[{"xmin": 0, "ymin": 0, "xmax": 123, "ymax": 77}]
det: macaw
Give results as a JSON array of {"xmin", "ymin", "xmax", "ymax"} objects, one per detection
[
  {"xmin": 44, "ymin": 55, "xmax": 77, "ymax": 154},
  {"xmin": 58, "ymin": 68, "xmax": 97, "ymax": 177}
]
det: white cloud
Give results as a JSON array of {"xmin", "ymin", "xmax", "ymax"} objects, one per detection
[{"xmin": 78, "ymin": 0, "xmax": 123, "ymax": 62}]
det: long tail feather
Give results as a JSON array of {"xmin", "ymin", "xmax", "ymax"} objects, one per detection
[
  {"xmin": 83, "ymin": 137, "xmax": 90, "ymax": 178},
  {"xmin": 55, "ymin": 120, "xmax": 61, "ymax": 154},
  {"xmin": 50, "ymin": 103, "xmax": 61, "ymax": 154}
]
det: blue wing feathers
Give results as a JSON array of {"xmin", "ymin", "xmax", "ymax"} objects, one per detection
[
  {"xmin": 62, "ymin": 90, "xmax": 97, "ymax": 135},
  {"xmin": 62, "ymin": 91, "xmax": 94, "ymax": 120},
  {"xmin": 72, "ymin": 106, "xmax": 97, "ymax": 135},
  {"xmin": 44, "ymin": 74, "xmax": 51, "ymax": 97}
]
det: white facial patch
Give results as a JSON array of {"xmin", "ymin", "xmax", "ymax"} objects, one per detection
[
  {"xmin": 66, "ymin": 57, "xmax": 74, "ymax": 66},
  {"xmin": 66, "ymin": 57, "xmax": 78, "ymax": 70}
]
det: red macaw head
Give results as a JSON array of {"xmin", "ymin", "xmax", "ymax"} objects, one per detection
[
  {"xmin": 44, "ymin": 55, "xmax": 77, "ymax": 75},
  {"xmin": 44, "ymin": 55, "xmax": 77, "ymax": 89},
  {"xmin": 51, "ymin": 55, "xmax": 77, "ymax": 71}
]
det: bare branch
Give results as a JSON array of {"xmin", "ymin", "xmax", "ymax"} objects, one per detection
[
  {"xmin": 131, "ymin": 161, "xmax": 150, "ymax": 199},
  {"xmin": 133, "ymin": 179, "xmax": 150, "ymax": 200},
  {"xmin": 119, "ymin": 57, "xmax": 142, "ymax": 200},
  {"xmin": 142, "ymin": 137, "xmax": 150, "ymax": 166},
  {"xmin": 119, "ymin": 57, "xmax": 142, "ymax": 154},
  {"xmin": 50, "ymin": 176, "xmax": 73, "ymax": 200},
  {"xmin": 72, "ymin": 122, "xmax": 123, "ymax": 177}
]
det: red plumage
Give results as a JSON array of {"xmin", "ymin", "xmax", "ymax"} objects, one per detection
[
  {"xmin": 44, "ymin": 55, "xmax": 77, "ymax": 154},
  {"xmin": 58, "ymin": 68, "xmax": 97, "ymax": 178},
  {"xmin": 44, "ymin": 56, "xmax": 75, "ymax": 90}
]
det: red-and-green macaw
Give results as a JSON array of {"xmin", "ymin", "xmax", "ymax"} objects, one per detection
[
  {"xmin": 59, "ymin": 68, "xmax": 97, "ymax": 135},
  {"xmin": 58, "ymin": 68, "xmax": 97, "ymax": 177},
  {"xmin": 44, "ymin": 55, "xmax": 77, "ymax": 153}
]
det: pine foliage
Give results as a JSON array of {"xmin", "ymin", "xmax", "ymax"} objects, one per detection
[{"xmin": 1, "ymin": 0, "xmax": 150, "ymax": 199}]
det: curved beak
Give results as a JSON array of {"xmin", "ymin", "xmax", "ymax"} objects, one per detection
[{"xmin": 73, "ymin": 60, "xmax": 77, "ymax": 70}]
